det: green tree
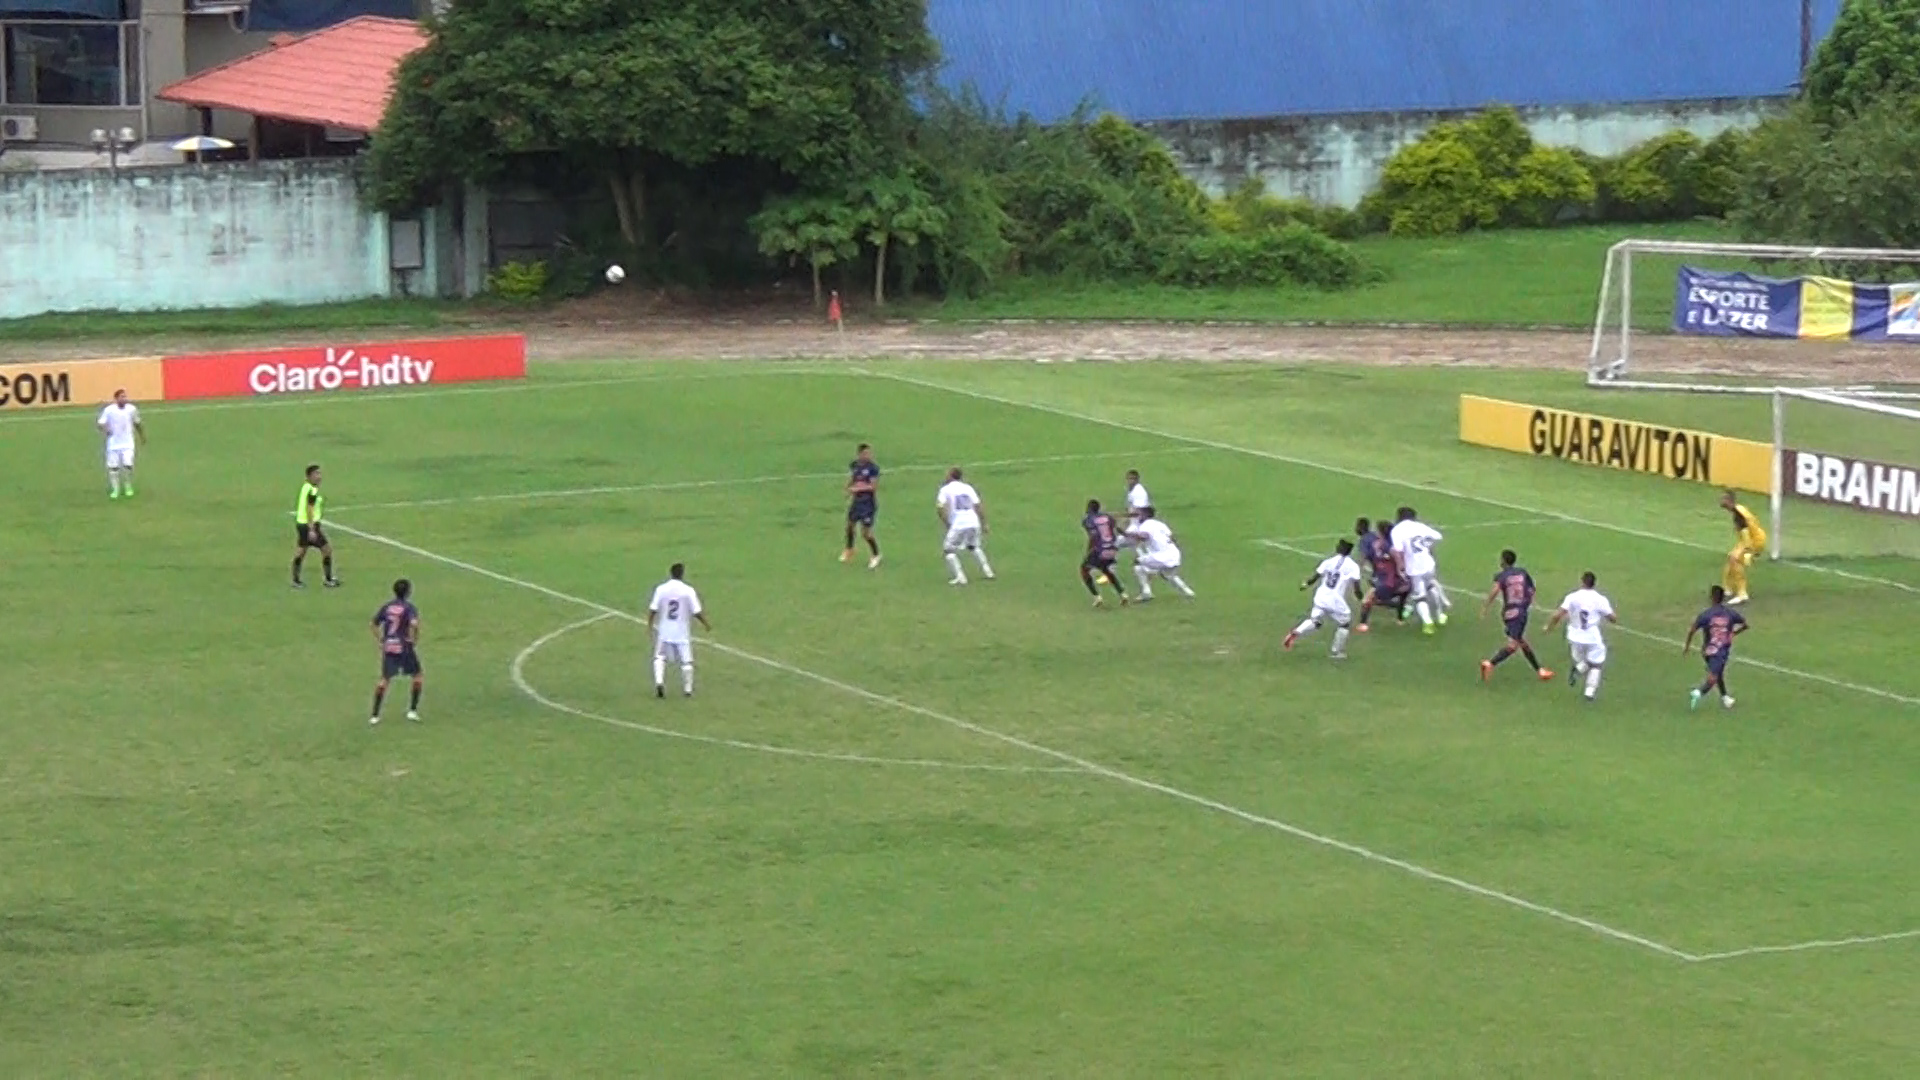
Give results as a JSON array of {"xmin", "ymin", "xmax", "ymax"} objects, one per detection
[
  {"xmin": 366, "ymin": 0, "xmax": 936, "ymax": 253},
  {"xmin": 1804, "ymin": 0, "xmax": 1920, "ymax": 125},
  {"xmin": 848, "ymin": 172, "xmax": 947, "ymax": 304},
  {"xmin": 749, "ymin": 195, "xmax": 860, "ymax": 307}
]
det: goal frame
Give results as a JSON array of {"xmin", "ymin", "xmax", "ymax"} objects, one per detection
[
  {"xmin": 1586, "ymin": 238, "xmax": 1920, "ymax": 399},
  {"xmin": 1764, "ymin": 386, "xmax": 1920, "ymax": 562}
]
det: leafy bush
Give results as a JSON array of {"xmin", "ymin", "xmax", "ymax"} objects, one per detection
[
  {"xmin": 1686, "ymin": 128, "xmax": 1750, "ymax": 217},
  {"xmin": 1156, "ymin": 225, "xmax": 1373, "ymax": 290},
  {"xmin": 486, "ymin": 260, "xmax": 549, "ymax": 301},
  {"xmin": 1607, "ymin": 130, "xmax": 1703, "ymax": 221},
  {"xmin": 1215, "ymin": 180, "xmax": 1365, "ymax": 240},
  {"xmin": 1733, "ymin": 97, "xmax": 1920, "ymax": 253},
  {"xmin": 1373, "ymin": 133, "xmax": 1500, "ymax": 236},
  {"xmin": 1506, "ymin": 147, "xmax": 1596, "ymax": 227}
]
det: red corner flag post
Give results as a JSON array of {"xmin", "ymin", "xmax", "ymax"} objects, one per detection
[{"xmin": 827, "ymin": 290, "xmax": 843, "ymax": 331}]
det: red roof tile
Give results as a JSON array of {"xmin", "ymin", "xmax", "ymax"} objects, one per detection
[{"xmin": 158, "ymin": 16, "xmax": 428, "ymax": 134}]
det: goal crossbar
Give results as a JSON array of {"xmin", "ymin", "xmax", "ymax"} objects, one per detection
[{"xmin": 1588, "ymin": 238, "xmax": 1920, "ymax": 397}]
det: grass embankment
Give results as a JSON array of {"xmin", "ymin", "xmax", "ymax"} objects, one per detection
[{"xmin": 0, "ymin": 222, "xmax": 1735, "ymax": 345}]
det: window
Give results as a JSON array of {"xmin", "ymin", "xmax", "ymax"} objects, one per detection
[{"xmin": 3, "ymin": 21, "xmax": 134, "ymax": 107}]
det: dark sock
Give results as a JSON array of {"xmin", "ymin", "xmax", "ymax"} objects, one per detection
[
  {"xmin": 1717, "ymin": 676, "xmax": 1730, "ymax": 697},
  {"xmin": 323, "ymin": 556, "xmax": 334, "ymax": 580},
  {"xmin": 1520, "ymin": 645, "xmax": 1541, "ymax": 670},
  {"xmin": 865, "ymin": 534, "xmax": 880, "ymax": 556},
  {"xmin": 1489, "ymin": 646, "xmax": 1514, "ymax": 667},
  {"xmin": 843, "ymin": 524, "xmax": 854, "ymax": 548},
  {"xmin": 1081, "ymin": 567, "xmax": 1100, "ymax": 596},
  {"xmin": 410, "ymin": 681, "xmax": 422, "ymax": 710},
  {"xmin": 291, "ymin": 556, "xmax": 304, "ymax": 582},
  {"xmin": 371, "ymin": 685, "xmax": 386, "ymax": 716}
]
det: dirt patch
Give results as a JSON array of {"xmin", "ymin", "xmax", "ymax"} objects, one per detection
[{"xmin": 9, "ymin": 305, "xmax": 1920, "ymax": 385}]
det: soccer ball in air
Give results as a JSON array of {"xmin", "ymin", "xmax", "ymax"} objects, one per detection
[{"xmin": 605, "ymin": 264, "xmax": 626, "ymax": 284}]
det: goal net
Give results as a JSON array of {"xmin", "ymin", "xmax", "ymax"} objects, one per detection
[{"xmin": 1586, "ymin": 239, "xmax": 1920, "ymax": 582}]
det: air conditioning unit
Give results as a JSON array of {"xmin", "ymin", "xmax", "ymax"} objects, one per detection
[
  {"xmin": 1, "ymin": 115, "xmax": 38, "ymax": 142},
  {"xmin": 185, "ymin": 0, "xmax": 251, "ymax": 14}
]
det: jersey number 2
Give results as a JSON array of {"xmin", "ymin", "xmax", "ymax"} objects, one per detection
[{"xmin": 666, "ymin": 600, "xmax": 681, "ymax": 618}]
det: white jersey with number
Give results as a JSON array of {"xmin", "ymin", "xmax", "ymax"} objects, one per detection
[
  {"xmin": 1129, "ymin": 518, "xmax": 1180, "ymax": 568},
  {"xmin": 936, "ymin": 481, "xmax": 983, "ymax": 531},
  {"xmin": 1558, "ymin": 588, "xmax": 1614, "ymax": 646},
  {"xmin": 1389, "ymin": 520, "xmax": 1443, "ymax": 578},
  {"xmin": 1126, "ymin": 482, "xmax": 1151, "ymax": 519},
  {"xmin": 1311, "ymin": 554, "xmax": 1363, "ymax": 618},
  {"xmin": 648, "ymin": 580, "xmax": 702, "ymax": 644},
  {"xmin": 98, "ymin": 403, "xmax": 139, "ymax": 449}
]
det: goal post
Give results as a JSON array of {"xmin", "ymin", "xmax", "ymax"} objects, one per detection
[
  {"xmin": 1766, "ymin": 386, "xmax": 1920, "ymax": 569},
  {"xmin": 1587, "ymin": 238, "xmax": 1920, "ymax": 397}
]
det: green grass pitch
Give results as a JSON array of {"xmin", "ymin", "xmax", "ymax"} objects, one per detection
[{"xmin": 2, "ymin": 359, "xmax": 1915, "ymax": 1077}]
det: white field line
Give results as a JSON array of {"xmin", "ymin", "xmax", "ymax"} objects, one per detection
[
  {"xmin": 328, "ymin": 518, "xmax": 1699, "ymax": 963},
  {"xmin": 1261, "ymin": 517, "xmax": 1560, "ymax": 548},
  {"xmin": 868, "ymin": 370, "xmax": 1920, "ymax": 597},
  {"xmin": 1256, "ymin": 537, "xmax": 1920, "ymax": 707},
  {"xmin": 331, "ymin": 447, "xmax": 1207, "ymax": 514},
  {"xmin": 0, "ymin": 367, "xmax": 824, "ymax": 427},
  {"xmin": 1688, "ymin": 928, "xmax": 1920, "ymax": 963},
  {"xmin": 512, "ymin": 613, "xmax": 1084, "ymax": 775}
]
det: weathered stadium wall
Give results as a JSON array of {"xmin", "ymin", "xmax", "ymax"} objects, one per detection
[{"xmin": 931, "ymin": 0, "xmax": 1841, "ymax": 206}]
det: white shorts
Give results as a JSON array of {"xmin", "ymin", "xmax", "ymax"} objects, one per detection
[
  {"xmin": 1408, "ymin": 572, "xmax": 1440, "ymax": 600},
  {"xmin": 1138, "ymin": 551, "xmax": 1181, "ymax": 574},
  {"xmin": 106, "ymin": 446, "xmax": 135, "ymax": 470},
  {"xmin": 943, "ymin": 525, "xmax": 981, "ymax": 552},
  {"xmin": 1569, "ymin": 641, "xmax": 1608, "ymax": 668},
  {"xmin": 1311, "ymin": 598, "xmax": 1353, "ymax": 628},
  {"xmin": 654, "ymin": 639, "xmax": 694, "ymax": 665}
]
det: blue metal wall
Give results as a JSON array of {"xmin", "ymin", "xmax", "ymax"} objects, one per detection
[{"xmin": 929, "ymin": 0, "xmax": 1843, "ymax": 122}]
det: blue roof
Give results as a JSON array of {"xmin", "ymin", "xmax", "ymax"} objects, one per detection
[{"xmin": 929, "ymin": 0, "xmax": 1843, "ymax": 122}]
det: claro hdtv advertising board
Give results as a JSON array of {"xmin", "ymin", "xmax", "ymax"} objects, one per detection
[
  {"xmin": 161, "ymin": 334, "xmax": 526, "ymax": 400},
  {"xmin": 1458, "ymin": 395, "xmax": 1774, "ymax": 494}
]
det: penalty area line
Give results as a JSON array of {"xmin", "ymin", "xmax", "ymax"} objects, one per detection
[
  {"xmin": 330, "ymin": 447, "xmax": 1206, "ymax": 514},
  {"xmin": 870, "ymin": 369, "xmax": 1920, "ymax": 598},
  {"xmin": 327, "ymin": 518, "xmax": 1699, "ymax": 964},
  {"xmin": 1254, "ymin": 538, "xmax": 1919, "ymax": 707}
]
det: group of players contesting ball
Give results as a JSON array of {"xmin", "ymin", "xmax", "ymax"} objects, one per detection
[{"xmin": 91, "ymin": 399, "xmax": 1771, "ymax": 720}]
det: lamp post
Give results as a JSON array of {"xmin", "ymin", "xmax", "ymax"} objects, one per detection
[{"xmin": 90, "ymin": 126, "xmax": 137, "ymax": 174}]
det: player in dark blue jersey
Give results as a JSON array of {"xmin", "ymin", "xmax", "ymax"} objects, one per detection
[
  {"xmin": 1357, "ymin": 519, "xmax": 1410, "ymax": 631},
  {"xmin": 1684, "ymin": 585, "xmax": 1749, "ymax": 710},
  {"xmin": 369, "ymin": 578, "xmax": 423, "ymax": 725},
  {"xmin": 1479, "ymin": 549, "xmax": 1553, "ymax": 683},
  {"xmin": 1080, "ymin": 499, "xmax": 1129, "ymax": 607},
  {"xmin": 841, "ymin": 443, "xmax": 882, "ymax": 569}
]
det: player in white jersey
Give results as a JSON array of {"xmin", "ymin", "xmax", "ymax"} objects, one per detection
[
  {"xmin": 1123, "ymin": 469, "xmax": 1152, "ymax": 525},
  {"xmin": 1544, "ymin": 571, "xmax": 1618, "ymax": 702},
  {"xmin": 95, "ymin": 388, "xmax": 145, "ymax": 500},
  {"xmin": 646, "ymin": 562, "xmax": 711, "ymax": 698},
  {"xmin": 1284, "ymin": 539, "xmax": 1364, "ymax": 659},
  {"xmin": 1124, "ymin": 507, "xmax": 1194, "ymax": 600},
  {"xmin": 935, "ymin": 468, "xmax": 994, "ymax": 585},
  {"xmin": 1389, "ymin": 506, "xmax": 1451, "ymax": 634}
]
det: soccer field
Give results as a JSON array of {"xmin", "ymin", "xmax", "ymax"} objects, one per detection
[{"xmin": 3, "ymin": 358, "xmax": 1916, "ymax": 1076}]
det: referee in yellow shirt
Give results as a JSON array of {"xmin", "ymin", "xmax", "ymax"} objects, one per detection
[
  {"xmin": 1719, "ymin": 489, "xmax": 1764, "ymax": 605},
  {"xmin": 293, "ymin": 464, "xmax": 340, "ymax": 589}
]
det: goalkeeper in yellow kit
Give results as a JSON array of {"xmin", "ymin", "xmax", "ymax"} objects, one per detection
[{"xmin": 1719, "ymin": 490, "xmax": 1765, "ymax": 605}]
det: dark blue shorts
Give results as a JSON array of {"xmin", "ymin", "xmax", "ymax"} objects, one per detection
[
  {"xmin": 1703, "ymin": 651, "xmax": 1728, "ymax": 677},
  {"xmin": 1371, "ymin": 583, "xmax": 1408, "ymax": 606},
  {"xmin": 382, "ymin": 649, "xmax": 422, "ymax": 679},
  {"xmin": 847, "ymin": 500, "xmax": 876, "ymax": 527},
  {"xmin": 1504, "ymin": 614, "xmax": 1530, "ymax": 641},
  {"xmin": 1083, "ymin": 552, "xmax": 1117, "ymax": 574}
]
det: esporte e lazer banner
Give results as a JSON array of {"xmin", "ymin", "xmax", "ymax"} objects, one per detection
[{"xmin": 1674, "ymin": 266, "xmax": 1920, "ymax": 341}]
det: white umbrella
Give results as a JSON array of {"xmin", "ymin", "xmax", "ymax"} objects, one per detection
[{"xmin": 171, "ymin": 135, "xmax": 234, "ymax": 153}]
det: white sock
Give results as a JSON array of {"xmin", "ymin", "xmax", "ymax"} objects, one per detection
[
  {"xmin": 1433, "ymin": 584, "xmax": 1451, "ymax": 611},
  {"xmin": 973, "ymin": 548, "xmax": 993, "ymax": 576},
  {"xmin": 1415, "ymin": 600, "xmax": 1434, "ymax": 625},
  {"xmin": 652, "ymin": 656, "xmax": 666, "ymax": 688},
  {"xmin": 108, "ymin": 468, "xmax": 121, "ymax": 494},
  {"xmin": 1292, "ymin": 618, "xmax": 1317, "ymax": 636},
  {"xmin": 1584, "ymin": 666, "xmax": 1602, "ymax": 698},
  {"xmin": 1168, "ymin": 573, "xmax": 1195, "ymax": 597},
  {"xmin": 681, "ymin": 664, "xmax": 694, "ymax": 694},
  {"xmin": 1134, "ymin": 565, "xmax": 1153, "ymax": 595},
  {"xmin": 1331, "ymin": 627, "xmax": 1350, "ymax": 654},
  {"xmin": 1575, "ymin": 660, "xmax": 1590, "ymax": 676},
  {"xmin": 945, "ymin": 552, "xmax": 966, "ymax": 582}
]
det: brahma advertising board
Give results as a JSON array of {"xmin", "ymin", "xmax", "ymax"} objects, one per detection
[
  {"xmin": 161, "ymin": 334, "xmax": 526, "ymax": 401},
  {"xmin": 1787, "ymin": 450, "xmax": 1920, "ymax": 517}
]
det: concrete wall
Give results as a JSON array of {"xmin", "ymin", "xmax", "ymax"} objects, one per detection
[
  {"xmin": 0, "ymin": 159, "xmax": 391, "ymax": 319},
  {"xmin": 1150, "ymin": 97, "xmax": 1779, "ymax": 209}
]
